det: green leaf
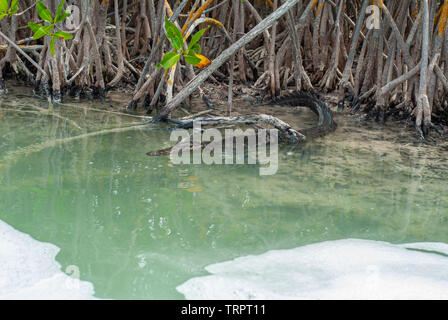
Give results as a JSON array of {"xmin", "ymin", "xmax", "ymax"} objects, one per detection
[
  {"xmin": 0, "ymin": 0, "xmax": 8, "ymax": 13},
  {"xmin": 184, "ymin": 51, "xmax": 201, "ymax": 66},
  {"xmin": 9, "ymin": 0, "xmax": 19, "ymax": 13},
  {"xmin": 190, "ymin": 43, "xmax": 201, "ymax": 54},
  {"xmin": 165, "ymin": 16, "xmax": 183, "ymax": 51},
  {"xmin": 9, "ymin": 6, "xmax": 18, "ymax": 15},
  {"xmin": 54, "ymin": 0, "xmax": 66, "ymax": 23},
  {"xmin": 37, "ymin": 2, "xmax": 53, "ymax": 23},
  {"xmin": 0, "ymin": 13, "xmax": 6, "ymax": 21},
  {"xmin": 55, "ymin": 9, "xmax": 71, "ymax": 23},
  {"xmin": 50, "ymin": 36, "xmax": 56, "ymax": 55},
  {"xmin": 188, "ymin": 27, "xmax": 209, "ymax": 51},
  {"xmin": 157, "ymin": 51, "xmax": 181, "ymax": 69},
  {"xmin": 28, "ymin": 22, "xmax": 43, "ymax": 33},
  {"xmin": 33, "ymin": 24, "xmax": 52, "ymax": 40},
  {"xmin": 54, "ymin": 31, "xmax": 72, "ymax": 40}
]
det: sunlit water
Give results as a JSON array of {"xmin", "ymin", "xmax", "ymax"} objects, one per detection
[{"xmin": 1, "ymin": 85, "xmax": 447, "ymax": 299}]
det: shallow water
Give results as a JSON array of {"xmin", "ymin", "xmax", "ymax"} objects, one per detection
[{"xmin": 0, "ymin": 85, "xmax": 447, "ymax": 299}]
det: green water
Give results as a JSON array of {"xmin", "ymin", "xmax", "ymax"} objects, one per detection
[{"xmin": 1, "ymin": 88, "xmax": 447, "ymax": 299}]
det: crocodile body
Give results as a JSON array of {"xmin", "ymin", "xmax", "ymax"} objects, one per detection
[
  {"xmin": 264, "ymin": 91, "xmax": 337, "ymax": 139},
  {"xmin": 147, "ymin": 92, "xmax": 336, "ymax": 156}
]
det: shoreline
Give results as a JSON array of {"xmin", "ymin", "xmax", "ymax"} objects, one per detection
[{"xmin": 2, "ymin": 79, "xmax": 447, "ymax": 147}]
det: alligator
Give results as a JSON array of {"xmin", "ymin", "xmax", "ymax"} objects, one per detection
[{"xmin": 147, "ymin": 91, "xmax": 337, "ymax": 156}]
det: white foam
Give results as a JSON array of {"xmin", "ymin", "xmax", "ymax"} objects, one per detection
[
  {"xmin": 0, "ymin": 220, "xmax": 96, "ymax": 300},
  {"xmin": 177, "ymin": 239, "xmax": 448, "ymax": 300}
]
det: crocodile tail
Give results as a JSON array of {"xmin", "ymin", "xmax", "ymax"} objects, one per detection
[{"xmin": 265, "ymin": 91, "xmax": 337, "ymax": 138}]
